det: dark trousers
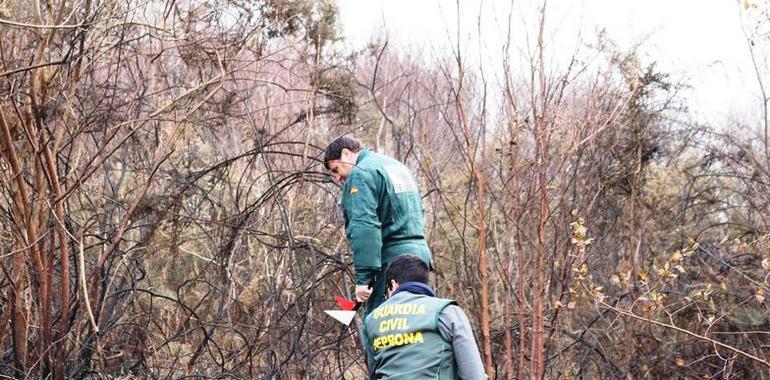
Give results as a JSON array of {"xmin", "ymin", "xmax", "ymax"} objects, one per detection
[{"xmin": 362, "ymin": 268, "xmax": 387, "ymax": 319}]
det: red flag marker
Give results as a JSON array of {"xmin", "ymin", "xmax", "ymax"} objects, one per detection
[
  {"xmin": 335, "ymin": 295, "xmax": 358, "ymax": 311},
  {"xmin": 326, "ymin": 295, "xmax": 362, "ymax": 326}
]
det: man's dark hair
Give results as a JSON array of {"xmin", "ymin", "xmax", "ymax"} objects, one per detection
[
  {"xmin": 324, "ymin": 135, "xmax": 362, "ymax": 169},
  {"xmin": 385, "ymin": 255, "xmax": 429, "ymax": 289}
]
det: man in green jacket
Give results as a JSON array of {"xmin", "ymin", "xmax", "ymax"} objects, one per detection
[
  {"xmin": 364, "ymin": 255, "xmax": 487, "ymax": 379},
  {"xmin": 324, "ymin": 136, "xmax": 433, "ymax": 315}
]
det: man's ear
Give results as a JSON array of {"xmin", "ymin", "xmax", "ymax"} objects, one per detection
[{"xmin": 340, "ymin": 148, "xmax": 352, "ymax": 157}]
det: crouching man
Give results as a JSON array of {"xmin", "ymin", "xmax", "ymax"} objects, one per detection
[{"xmin": 363, "ymin": 255, "xmax": 487, "ymax": 379}]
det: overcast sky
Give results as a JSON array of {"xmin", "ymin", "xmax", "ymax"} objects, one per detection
[{"xmin": 337, "ymin": 0, "xmax": 766, "ymax": 125}]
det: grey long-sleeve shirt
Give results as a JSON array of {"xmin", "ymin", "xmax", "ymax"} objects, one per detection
[{"xmin": 439, "ymin": 305, "xmax": 488, "ymax": 380}]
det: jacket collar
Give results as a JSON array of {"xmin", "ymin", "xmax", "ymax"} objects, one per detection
[
  {"xmin": 392, "ymin": 282, "xmax": 437, "ymax": 298},
  {"xmin": 356, "ymin": 148, "xmax": 371, "ymax": 165}
]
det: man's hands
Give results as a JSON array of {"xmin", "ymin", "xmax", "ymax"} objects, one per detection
[{"xmin": 355, "ymin": 284, "xmax": 373, "ymax": 302}]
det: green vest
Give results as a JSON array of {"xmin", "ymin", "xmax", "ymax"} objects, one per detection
[
  {"xmin": 341, "ymin": 149, "xmax": 432, "ymax": 286},
  {"xmin": 364, "ymin": 292, "xmax": 458, "ymax": 379}
]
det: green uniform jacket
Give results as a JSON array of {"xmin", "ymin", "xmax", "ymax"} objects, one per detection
[
  {"xmin": 341, "ymin": 149, "xmax": 433, "ymax": 286},
  {"xmin": 364, "ymin": 291, "xmax": 458, "ymax": 379}
]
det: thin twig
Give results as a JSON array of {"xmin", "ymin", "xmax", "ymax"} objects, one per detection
[
  {"xmin": 79, "ymin": 236, "xmax": 99, "ymax": 333},
  {"xmin": 601, "ymin": 301, "xmax": 770, "ymax": 367},
  {"xmin": 0, "ymin": 17, "xmax": 86, "ymax": 29}
]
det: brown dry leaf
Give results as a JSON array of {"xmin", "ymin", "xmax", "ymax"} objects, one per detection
[
  {"xmin": 570, "ymin": 218, "xmax": 587, "ymax": 243},
  {"xmin": 675, "ymin": 357, "xmax": 685, "ymax": 367},
  {"xmin": 638, "ymin": 270, "xmax": 649, "ymax": 284}
]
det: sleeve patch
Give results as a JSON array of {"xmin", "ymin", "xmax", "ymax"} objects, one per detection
[{"xmin": 350, "ymin": 186, "xmax": 359, "ymax": 194}]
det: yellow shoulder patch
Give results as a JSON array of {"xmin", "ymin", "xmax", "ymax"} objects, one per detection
[{"xmin": 350, "ymin": 187, "xmax": 359, "ymax": 194}]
